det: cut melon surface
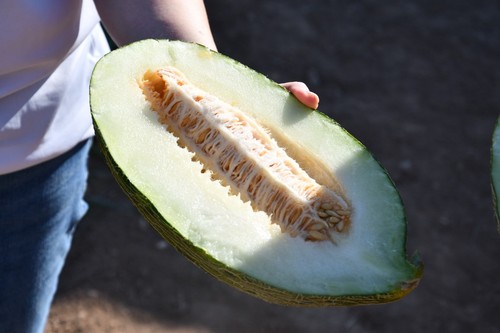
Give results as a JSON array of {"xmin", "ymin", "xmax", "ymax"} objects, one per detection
[{"xmin": 90, "ymin": 39, "xmax": 422, "ymax": 306}]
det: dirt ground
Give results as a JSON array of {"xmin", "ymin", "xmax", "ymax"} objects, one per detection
[{"xmin": 46, "ymin": 1, "xmax": 500, "ymax": 332}]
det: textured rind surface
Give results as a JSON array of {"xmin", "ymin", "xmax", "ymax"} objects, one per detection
[
  {"xmin": 94, "ymin": 125, "xmax": 422, "ymax": 306},
  {"xmin": 491, "ymin": 116, "xmax": 500, "ymax": 230},
  {"xmin": 90, "ymin": 39, "xmax": 422, "ymax": 306}
]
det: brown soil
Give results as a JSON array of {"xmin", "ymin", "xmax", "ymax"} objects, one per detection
[{"xmin": 46, "ymin": 1, "xmax": 500, "ymax": 332}]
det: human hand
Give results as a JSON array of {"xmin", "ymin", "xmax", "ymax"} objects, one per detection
[{"xmin": 281, "ymin": 82, "xmax": 320, "ymax": 110}]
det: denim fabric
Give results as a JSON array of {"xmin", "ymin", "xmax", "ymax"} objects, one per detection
[{"xmin": 0, "ymin": 139, "xmax": 92, "ymax": 333}]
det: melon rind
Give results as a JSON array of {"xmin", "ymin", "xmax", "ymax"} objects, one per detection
[
  {"xmin": 491, "ymin": 116, "xmax": 500, "ymax": 230},
  {"xmin": 90, "ymin": 39, "xmax": 422, "ymax": 306}
]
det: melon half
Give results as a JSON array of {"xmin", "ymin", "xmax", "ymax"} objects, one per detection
[{"xmin": 90, "ymin": 39, "xmax": 422, "ymax": 306}]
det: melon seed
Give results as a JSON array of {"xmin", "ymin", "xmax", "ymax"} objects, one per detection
[{"xmin": 140, "ymin": 67, "xmax": 352, "ymax": 242}]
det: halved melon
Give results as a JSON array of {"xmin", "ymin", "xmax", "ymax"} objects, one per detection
[{"xmin": 90, "ymin": 39, "xmax": 422, "ymax": 306}]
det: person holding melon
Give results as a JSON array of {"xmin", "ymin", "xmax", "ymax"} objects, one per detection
[{"xmin": 0, "ymin": 1, "xmax": 319, "ymax": 332}]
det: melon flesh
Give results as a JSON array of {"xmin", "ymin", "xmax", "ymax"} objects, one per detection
[
  {"xmin": 139, "ymin": 67, "xmax": 352, "ymax": 243},
  {"xmin": 90, "ymin": 39, "xmax": 422, "ymax": 306}
]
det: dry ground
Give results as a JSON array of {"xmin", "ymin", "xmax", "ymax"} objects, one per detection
[{"xmin": 46, "ymin": 1, "xmax": 500, "ymax": 332}]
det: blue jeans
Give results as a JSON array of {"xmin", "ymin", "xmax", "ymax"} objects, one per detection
[{"xmin": 0, "ymin": 139, "xmax": 92, "ymax": 333}]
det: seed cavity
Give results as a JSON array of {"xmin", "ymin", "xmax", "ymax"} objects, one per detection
[{"xmin": 140, "ymin": 67, "xmax": 352, "ymax": 243}]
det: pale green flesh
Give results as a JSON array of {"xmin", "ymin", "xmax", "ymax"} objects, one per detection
[{"xmin": 90, "ymin": 39, "xmax": 419, "ymax": 298}]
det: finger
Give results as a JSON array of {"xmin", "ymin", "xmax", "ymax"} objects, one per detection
[{"xmin": 281, "ymin": 82, "xmax": 320, "ymax": 109}]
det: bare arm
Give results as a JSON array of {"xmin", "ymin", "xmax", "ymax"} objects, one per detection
[
  {"xmin": 93, "ymin": 0, "xmax": 217, "ymax": 50},
  {"xmin": 93, "ymin": 0, "xmax": 319, "ymax": 109}
]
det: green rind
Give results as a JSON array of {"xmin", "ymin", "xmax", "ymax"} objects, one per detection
[
  {"xmin": 90, "ymin": 39, "xmax": 422, "ymax": 306},
  {"xmin": 93, "ymin": 124, "xmax": 422, "ymax": 306},
  {"xmin": 491, "ymin": 115, "xmax": 500, "ymax": 231}
]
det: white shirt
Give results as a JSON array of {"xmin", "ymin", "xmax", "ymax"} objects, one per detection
[{"xmin": 0, "ymin": 0, "xmax": 110, "ymax": 174}]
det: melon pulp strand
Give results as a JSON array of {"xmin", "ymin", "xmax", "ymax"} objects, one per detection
[
  {"xmin": 90, "ymin": 39, "xmax": 422, "ymax": 306},
  {"xmin": 140, "ymin": 67, "xmax": 352, "ymax": 243}
]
